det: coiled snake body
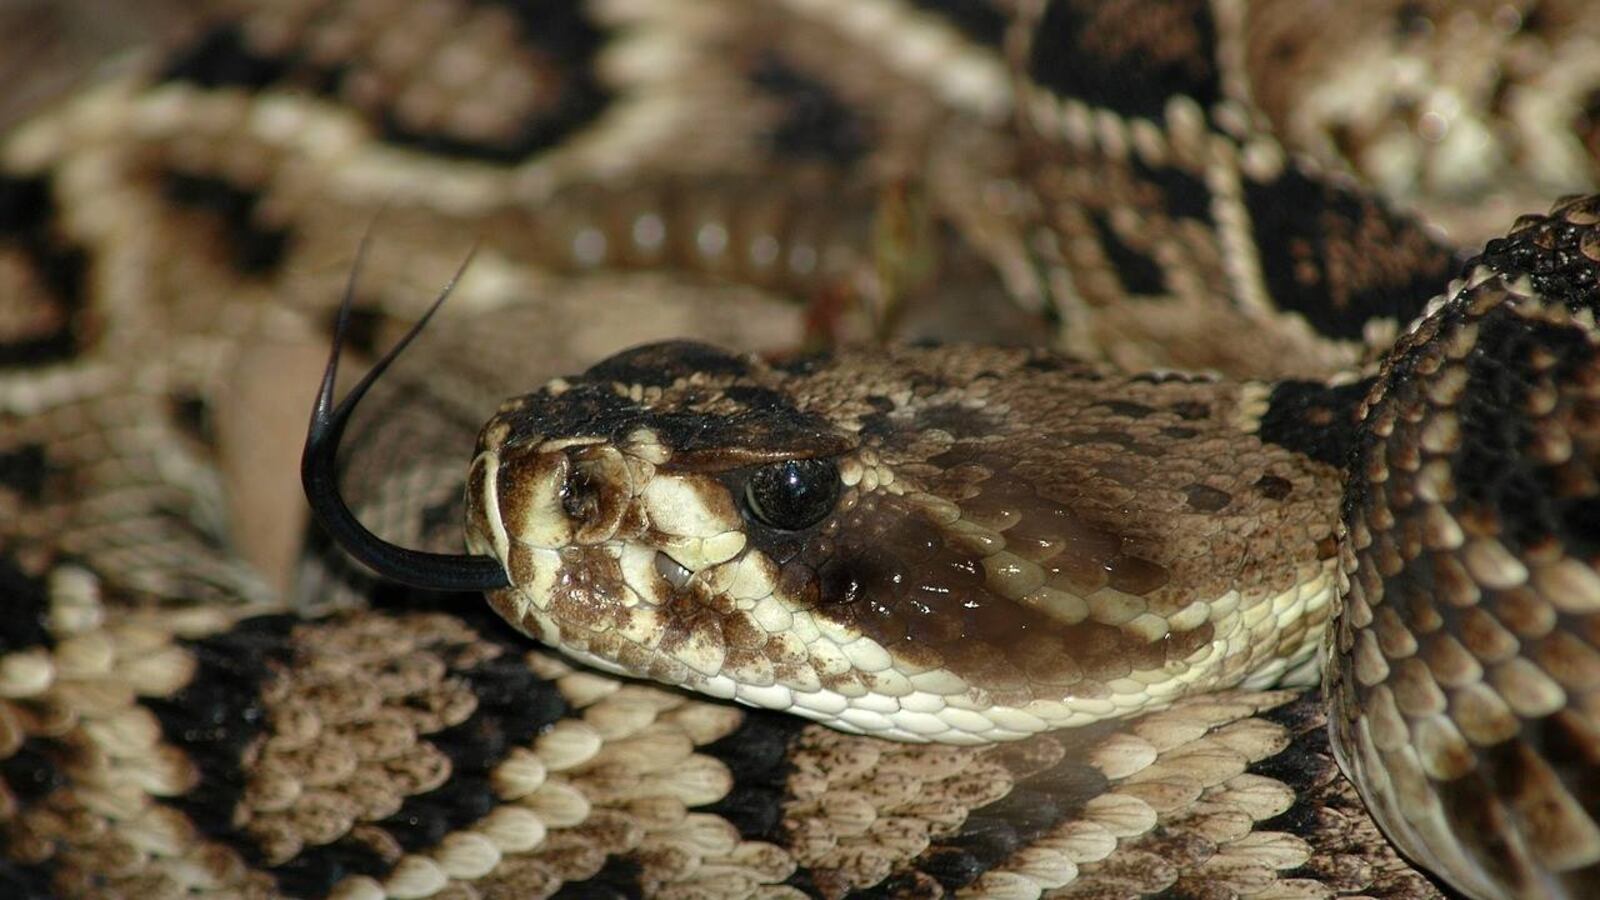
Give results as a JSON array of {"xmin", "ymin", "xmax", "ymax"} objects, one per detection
[{"xmin": 3, "ymin": 2, "xmax": 1600, "ymax": 899}]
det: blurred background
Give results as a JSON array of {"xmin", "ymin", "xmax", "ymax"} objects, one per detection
[{"xmin": 0, "ymin": 0, "xmax": 199, "ymax": 129}]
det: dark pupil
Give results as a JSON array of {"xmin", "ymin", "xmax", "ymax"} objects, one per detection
[{"xmin": 745, "ymin": 458, "xmax": 840, "ymax": 531}]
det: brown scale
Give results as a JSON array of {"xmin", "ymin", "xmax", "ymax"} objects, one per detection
[
  {"xmin": 482, "ymin": 341, "xmax": 1344, "ymax": 710},
  {"xmin": 1330, "ymin": 199, "xmax": 1600, "ymax": 899},
  {"xmin": 874, "ymin": 356, "xmax": 1326, "ymax": 676},
  {"xmin": 793, "ymin": 485, "xmax": 1178, "ymax": 698},
  {"xmin": 239, "ymin": 617, "xmax": 479, "ymax": 865},
  {"xmin": 0, "ymin": 576, "xmax": 1449, "ymax": 899},
  {"xmin": 5, "ymin": 4, "xmax": 1545, "ymax": 900}
]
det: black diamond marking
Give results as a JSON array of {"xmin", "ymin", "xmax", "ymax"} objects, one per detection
[
  {"xmin": 1089, "ymin": 213, "xmax": 1166, "ymax": 296},
  {"xmin": 147, "ymin": 616, "xmax": 298, "ymax": 818},
  {"xmin": 0, "ymin": 860, "xmax": 56, "ymax": 900},
  {"xmin": 917, "ymin": 847, "xmax": 988, "ymax": 889},
  {"xmin": 0, "ymin": 443, "xmax": 48, "ymax": 506},
  {"xmin": 855, "ymin": 870, "xmax": 943, "ymax": 898},
  {"xmin": 782, "ymin": 867, "xmax": 824, "ymax": 897},
  {"xmin": 751, "ymin": 56, "xmax": 873, "ymax": 165},
  {"xmin": 857, "ymin": 409, "xmax": 900, "ymax": 443},
  {"xmin": 0, "ymin": 556, "xmax": 54, "ymax": 653},
  {"xmin": 161, "ymin": 171, "xmax": 291, "ymax": 275},
  {"xmin": 161, "ymin": 7, "xmax": 613, "ymax": 165},
  {"xmin": 1246, "ymin": 695, "xmax": 1346, "ymax": 880},
  {"xmin": 1243, "ymin": 166, "xmax": 1451, "ymax": 341},
  {"xmin": 269, "ymin": 837, "xmax": 393, "ymax": 900},
  {"xmin": 911, "ymin": 734, "xmax": 1111, "ymax": 891},
  {"xmin": 0, "ymin": 174, "xmax": 49, "ymax": 233},
  {"xmin": 968, "ymin": 788, "xmax": 1069, "ymax": 844},
  {"xmin": 0, "ymin": 739, "xmax": 65, "ymax": 805},
  {"xmin": 160, "ymin": 24, "xmax": 292, "ymax": 89},
  {"xmin": 379, "ymin": 1, "xmax": 611, "ymax": 163},
  {"xmin": 697, "ymin": 709, "xmax": 808, "ymax": 840},
  {"xmin": 936, "ymin": 814, "xmax": 1023, "ymax": 878},
  {"xmin": 1248, "ymin": 741, "xmax": 1330, "ymax": 796},
  {"xmin": 1255, "ymin": 800, "xmax": 1326, "ymax": 855},
  {"xmin": 1027, "ymin": 0, "xmax": 1220, "ymax": 122},
  {"xmin": 1449, "ymin": 308, "xmax": 1600, "ymax": 560},
  {"xmin": 418, "ymin": 497, "xmax": 460, "ymax": 540},
  {"xmin": 376, "ymin": 611, "xmax": 569, "ymax": 853},
  {"xmin": 909, "ymin": 0, "xmax": 1009, "ymax": 47},
  {"xmin": 168, "ymin": 393, "xmax": 216, "ymax": 451},
  {"xmin": 1131, "ymin": 157, "xmax": 1212, "ymax": 223},
  {"xmin": 147, "ymin": 615, "xmax": 306, "ymax": 869},
  {"xmin": 145, "ymin": 614, "xmax": 425, "ymax": 890},
  {"xmin": 148, "ymin": 600, "xmax": 571, "ymax": 898},
  {"xmin": 0, "ymin": 175, "xmax": 88, "ymax": 366},
  {"xmin": 1256, "ymin": 379, "xmax": 1373, "ymax": 468},
  {"xmin": 1257, "ymin": 689, "xmax": 1327, "ymax": 733},
  {"xmin": 551, "ymin": 855, "xmax": 645, "ymax": 899},
  {"xmin": 1099, "ymin": 400, "xmax": 1154, "ymax": 419}
]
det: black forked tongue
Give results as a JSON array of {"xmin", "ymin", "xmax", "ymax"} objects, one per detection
[{"xmin": 300, "ymin": 237, "xmax": 510, "ymax": 592}]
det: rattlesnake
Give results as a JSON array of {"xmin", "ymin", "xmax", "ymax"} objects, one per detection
[{"xmin": 4, "ymin": 2, "xmax": 1600, "ymax": 898}]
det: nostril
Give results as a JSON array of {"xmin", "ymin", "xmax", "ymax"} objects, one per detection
[
  {"xmin": 561, "ymin": 462, "xmax": 601, "ymax": 522},
  {"xmin": 558, "ymin": 445, "xmax": 631, "ymax": 544}
]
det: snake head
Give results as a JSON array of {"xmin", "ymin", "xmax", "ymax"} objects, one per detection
[
  {"xmin": 466, "ymin": 341, "xmax": 1339, "ymax": 743},
  {"xmin": 464, "ymin": 341, "xmax": 866, "ymax": 695}
]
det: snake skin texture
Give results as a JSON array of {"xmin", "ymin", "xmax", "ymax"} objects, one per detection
[
  {"xmin": 466, "ymin": 343, "xmax": 1346, "ymax": 742},
  {"xmin": 1330, "ymin": 200, "xmax": 1600, "ymax": 898},
  {"xmin": 2, "ymin": 1, "xmax": 1599, "ymax": 898}
]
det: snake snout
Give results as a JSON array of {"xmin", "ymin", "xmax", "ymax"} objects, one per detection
[
  {"xmin": 560, "ymin": 444, "xmax": 634, "ymax": 543},
  {"xmin": 475, "ymin": 439, "xmax": 634, "ymax": 551}
]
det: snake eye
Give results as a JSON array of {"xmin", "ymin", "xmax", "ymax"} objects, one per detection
[{"xmin": 743, "ymin": 458, "xmax": 840, "ymax": 531}]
